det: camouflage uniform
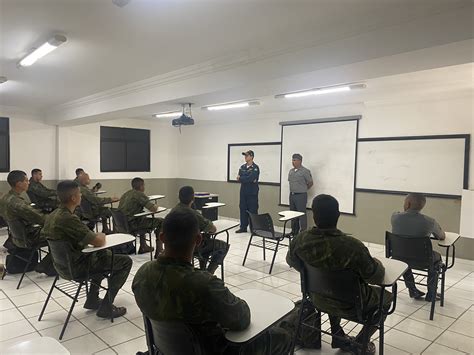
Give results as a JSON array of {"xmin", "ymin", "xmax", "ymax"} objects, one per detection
[
  {"xmin": 286, "ymin": 227, "xmax": 392, "ymax": 323},
  {"xmin": 132, "ymin": 257, "xmax": 291, "ymax": 355},
  {"xmin": 171, "ymin": 203, "xmax": 229, "ymax": 271},
  {"xmin": 0, "ymin": 190, "xmax": 45, "ymax": 248},
  {"xmin": 43, "ymin": 206, "xmax": 132, "ymax": 303},
  {"xmin": 79, "ymin": 184, "xmax": 112, "ymax": 221},
  {"xmin": 118, "ymin": 189, "xmax": 163, "ymax": 234},
  {"xmin": 27, "ymin": 179, "xmax": 58, "ymax": 210}
]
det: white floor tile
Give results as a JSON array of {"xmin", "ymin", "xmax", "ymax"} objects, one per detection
[
  {"xmin": 94, "ymin": 348, "xmax": 117, "ymax": 355},
  {"xmin": 18, "ymin": 299, "xmax": 62, "ymax": 318},
  {"xmin": 39, "ymin": 319, "xmax": 90, "ymax": 342},
  {"xmin": 79, "ymin": 313, "xmax": 127, "ymax": 332},
  {"xmin": 394, "ymin": 318, "xmax": 444, "ymax": 341},
  {"xmin": 29, "ymin": 308, "xmax": 70, "ymax": 331},
  {"xmin": 436, "ymin": 330, "xmax": 474, "ymax": 354},
  {"xmin": 410, "ymin": 309, "xmax": 456, "ymax": 329},
  {"xmin": 0, "ymin": 332, "xmax": 42, "ymax": 350},
  {"xmin": 0, "ymin": 308, "xmax": 25, "ymax": 325},
  {"xmin": 112, "ymin": 335, "xmax": 146, "ymax": 355},
  {"xmin": 422, "ymin": 342, "xmax": 466, "ymax": 354},
  {"xmin": 0, "ymin": 298, "xmax": 15, "ymax": 311},
  {"xmin": 0, "ymin": 319, "xmax": 37, "ymax": 342},
  {"xmin": 62, "ymin": 333, "xmax": 109, "ymax": 354},
  {"xmin": 10, "ymin": 291, "xmax": 47, "ymax": 308},
  {"xmin": 448, "ymin": 318, "xmax": 474, "ymax": 338},
  {"xmin": 95, "ymin": 322, "xmax": 143, "ymax": 347},
  {"xmin": 384, "ymin": 328, "xmax": 432, "ymax": 354}
]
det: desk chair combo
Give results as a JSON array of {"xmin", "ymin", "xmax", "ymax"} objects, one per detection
[
  {"xmin": 79, "ymin": 198, "xmax": 103, "ymax": 232},
  {"xmin": 243, "ymin": 212, "xmax": 292, "ymax": 274},
  {"xmin": 4, "ymin": 219, "xmax": 49, "ymax": 289},
  {"xmin": 38, "ymin": 239, "xmax": 113, "ymax": 340},
  {"xmin": 110, "ymin": 209, "xmax": 154, "ymax": 260},
  {"xmin": 292, "ymin": 259, "xmax": 402, "ymax": 355},
  {"xmin": 385, "ymin": 231, "xmax": 447, "ymax": 320}
]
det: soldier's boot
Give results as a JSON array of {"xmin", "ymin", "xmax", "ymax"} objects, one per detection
[
  {"xmin": 153, "ymin": 238, "xmax": 164, "ymax": 259},
  {"xmin": 84, "ymin": 283, "xmax": 102, "ymax": 310},
  {"xmin": 96, "ymin": 293, "xmax": 127, "ymax": 319},
  {"xmin": 138, "ymin": 236, "xmax": 154, "ymax": 254}
]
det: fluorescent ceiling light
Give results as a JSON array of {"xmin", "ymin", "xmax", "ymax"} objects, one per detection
[
  {"xmin": 153, "ymin": 111, "xmax": 182, "ymax": 118},
  {"xmin": 275, "ymin": 83, "xmax": 365, "ymax": 99},
  {"xmin": 18, "ymin": 35, "xmax": 67, "ymax": 67},
  {"xmin": 202, "ymin": 100, "xmax": 260, "ymax": 111}
]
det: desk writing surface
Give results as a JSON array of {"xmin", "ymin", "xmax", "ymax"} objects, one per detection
[
  {"xmin": 212, "ymin": 220, "xmax": 239, "ymax": 234},
  {"xmin": 134, "ymin": 206, "xmax": 167, "ymax": 217},
  {"xmin": 82, "ymin": 233, "xmax": 135, "ymax": 253},
  {"xmin": 376, "ymin": 257, "xmax": 408, "ymax": 287},
  {"xmin": 225, "ymin": 289, "xmax": 294, "ymax": 343},
  {"xmin": 148, "ymin": 194, "xmax": 165, "ymax": 201},
  {"xmin": 437, "ymin": 232, "xmax": 460, "ymax": 247},
  {"xmin": 278, "ymin": 210, "xmax": 305, "ymax": 221},
  {"xmin": 202, "ymin": 202, "xmax": 226, "ymax": 209},
  {"xmin": 4, "ymin": 336, "xmax": 70, "ymax": 355}
]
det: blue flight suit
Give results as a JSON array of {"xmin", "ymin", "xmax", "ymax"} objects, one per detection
[{"xmin": 238, "ymin": 163, "xmax": 260, "ymax": 230}]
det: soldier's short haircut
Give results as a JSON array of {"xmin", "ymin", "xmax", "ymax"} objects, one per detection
[
  {"xmin": 57, "ymin": 180, "xmax": 79, "ymax": 204},
  {"xmin": 179, "ymin": 186, "xmax": 195, "ymax": 205},
  {"xmin": 75, "ymin": 168, "xmax": 84, "ymax": 176},
  {"xmin": 31, "ymin": 168, "xmax": 42, "ymax": 176},
  {"xmin": 162, "ymin": 208, "xmax": 199, "ymax": 251},
  {"xmin": 406, "ymin": 193, "xmax": 426, "ymax": 211},
  {"xmin": 7, "ymin": 170, "xmax": 27, "ymax": 187},
  {"xmin": 131, "ymin": 177, "xmax": 145, "ymax": 190},
  {"xmin": 311, "ymin": 194, "xmax": 340, "ymax": 228}
]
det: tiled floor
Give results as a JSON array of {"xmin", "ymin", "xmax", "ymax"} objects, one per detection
[{"xmin": 0, "ymin": 224, "xmax": 473, "ymax": 354}]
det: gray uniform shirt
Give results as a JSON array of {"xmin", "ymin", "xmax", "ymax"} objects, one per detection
[
  {"xmin": 391, "ymin": 209, "xmax": 444, "ymax": 239},
  {"xmin": 288, "ymin": 166, "xmax": 313, "ymax": 193}
]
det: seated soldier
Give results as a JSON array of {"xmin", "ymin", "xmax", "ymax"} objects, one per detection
[
  {"xmin": 287, "ymin": 194, "xmax": 392, "ymax": 355},
  {"xmin": 172, "ymin": 186, "xmax": 229, "ymax": 275},
  {"xmin": 132, "ymin": 208, "xmax": 291, "ymax": 355},
  {"xmin": 391, "ymin": 193, "xmax": 445, "ymax": 302},
  {"xmin": 0, "ymin": 170, "xmax": 53, "ymax": 274},
  {"xmin": 74, "ymin": 168, "xmax": 101, "ymax": 192},
  {"xmin": 118, "ymin": 177, "xmax": 163, "ymax": 255},
  {"xmin": 43, "ymin": 180, "xmax": 132, "ymax": 318},
  {"xmin": 78, "ymin": 173, "xmax": 119, "ymax": 234},
  {"xmin": 28, "ymin": 168, "xmax": 58, "ymax": 211}
]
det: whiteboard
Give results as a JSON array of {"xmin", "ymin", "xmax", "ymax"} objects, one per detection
[
  {"xmin": 356, "ymin": 137, "xmax": 468, "ymax": 196},
  {"xmin": 460, "ymin": 189, "xmax": 473, "ymax": 238},
  {"xmin": 227, "ymin": 143, "xmax": 281, "ymax": 184},
  {"xmin": 280, "ymin": 119, "xmax": 358, "ymax": 214}
]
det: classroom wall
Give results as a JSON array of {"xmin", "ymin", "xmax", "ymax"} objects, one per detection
[
  {"xmin": 0, "ymin": 108, "xmax": 57, "ymax": 193},
  {"xmin": 176, "ymin": 95, "xmax": 474, "ymax": 259}
]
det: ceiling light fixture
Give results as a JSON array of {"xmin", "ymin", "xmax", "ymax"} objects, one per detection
[
  {"xmin": 153, "ymin": 111, "xmax": 182, "ymax": 119},
  {"xmin": 202, "ymin": 100, "xmax": 260, "ymax": 111},
  {"xmin": 275, "ymin": 83, "xmax": 365, "ymax": 99},
  {"xmin": 0, "ymin": 76, "xmax": 7, "ymax": 84},
  {"xmin": 18, "ymin": 35, "xmax": 67, "ymax": 67}
]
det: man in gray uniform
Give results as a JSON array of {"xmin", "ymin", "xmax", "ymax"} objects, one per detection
[
  {"xmin": 391, "ymin": 193, "xmax": 445, "ymax": 301},
  {"xmin": 288, "ymin": 153, "xmax": 313, "ymax": 234}
]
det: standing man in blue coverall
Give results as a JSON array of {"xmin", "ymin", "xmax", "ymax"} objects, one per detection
[{"xmin": 236, "ymin": 150, "xmax": 260, "ymax": 233}]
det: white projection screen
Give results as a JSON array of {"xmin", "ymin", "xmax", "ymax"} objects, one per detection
[
  {"xmin": 356, "ymin": 136, "xmax": 469, "ymax": 197},
  {"xmin": 280, "ymin": 118, "xmax": 359, "ymax": 214}
]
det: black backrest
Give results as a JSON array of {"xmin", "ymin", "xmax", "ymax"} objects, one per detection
[
  {"xmin": 143, "ymin": 315, "xmax": 202, "ymax": 355},
  {"xmin": 385, "ymin": 231, "xmax": 433, "ymax": 269},
  {"xmin": 110, "ymin": 209, "xmax": 130, "ymax": 233},
  {"xmin": 248, "ymin": 212, "xmax": 275, "ymax": 235},
  {"xmin": 26, "ymin": 190, "xmax": 39, "ymax": 205},
  {"xmin": 47, "ymin": 239, "xmax": 74, "ymax": 279},
  {"xmin": 300, "ymin": 259, "xmax": 364, "ymax": 318}
]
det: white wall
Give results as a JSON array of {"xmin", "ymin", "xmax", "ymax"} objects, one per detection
[
  {"xmin": 0, "ymin": 108, "xmax": 57, "ymax": 181},
  {"xmin": 57, "ymin": 118, "xmax": 179, "ymax": 180},
  {"xmin": 177, "ymin": 95, "xmax": 474, "ymax": 189}
]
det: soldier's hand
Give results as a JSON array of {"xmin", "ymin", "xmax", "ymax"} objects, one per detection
[
  {"xmin": 92, "ymin": 233, "xmax": 106, "ymax": 247},
  {"xmin": 236, "ymin": 175, "xmax": 240, "ymax": 181}
]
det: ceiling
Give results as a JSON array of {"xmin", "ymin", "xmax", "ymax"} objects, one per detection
[{"xmin": 0, "ymin": 0, "xmax": 471, "ymax": 110}]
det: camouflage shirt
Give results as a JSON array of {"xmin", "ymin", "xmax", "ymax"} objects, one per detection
[
  {"xmin": 132, "ymin": 257, "xmax": 250, "ymax": 353},
  {"xmin": 79, "ymin": 184, "xmax": 112, "ymax": 215},
  {"xmin": 28, "ymin": 179, "xmax": 57, "ymax": 205},
  {"xmin": 171, "ymin": 202, "xmax": 215, "ymax": 234},
  {"xmin": 118, "ymin": 189, "xmax": 155, "ymax": 220},
  {"xmin": 286, "ymin": 227, "xmax": 386, "ymax": 319},
  {"xmin": 42, "ymin": 206, "xmax": 96, "ymax": 277},
  {"xmin": 0, "ymin": 190, "xmax": 45, "ymax": 247}
]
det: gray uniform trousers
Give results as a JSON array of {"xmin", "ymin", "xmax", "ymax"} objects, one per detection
[{"xmin": 289, "ymin": 192, "xmax": 308, "ymax": 234}]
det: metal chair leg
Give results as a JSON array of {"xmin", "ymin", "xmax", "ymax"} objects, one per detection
[
  {"xmin": 263, "ymin": 238, "xmax": 266, "ymax": 261},
  {"xmin": 59, "ymin": 281, "xmax": 84, "ymax": 340},
  {"xmin": 268, "ymin": 240, "xmax": 280, "ymax": 274},
  {"xmin": 242, "ymin": 235, "xmax": 253, "ymax": 266},
  {"xmin": 16, "ymin": 249, "xmax": 37, "ymax": 289},
  {"xmin": 440, "ymin": 269, "xmax": 446, "ymax": 307},
  {"xmin": 38, "ymin": 275, "xmax": 59, "ymax": 321}
]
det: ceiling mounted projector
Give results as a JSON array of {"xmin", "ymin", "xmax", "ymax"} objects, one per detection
[{"xmin": 172, "ymin": 103, "xmax": 195, "ymax": 131}]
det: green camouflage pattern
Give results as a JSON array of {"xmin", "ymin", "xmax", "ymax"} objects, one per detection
[
  {"xmin": 287, "ymin": 227, "xmax": 392, "ymax": 320},
  {"xmin": 28, "ymin": 179, "xmax": 58, "ymax": 208},
  {"xmin": 171, "ymin": 203, "xmax": 215, "ymax": 234},
  {"xmin": 79, "ymin": 184, "xmax": 112, "ymax": 219},
  {"xmin": 118, "ymin": 189, "xmax": 162, "ymax": 232}
]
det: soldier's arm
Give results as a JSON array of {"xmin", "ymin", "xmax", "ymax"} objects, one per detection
[
  {"xmin": 137, "ymin": 193, "xmax": 157, "ymax": 212},
  {"xmin": 195, "ymin": 210, "xmax": 216, "ymax": 234},
  {"xmin": 205, "ymin": 277, "xmax": 251, "ymax": 330},
  {"xmin": 353, "ymin": 241, "xmax": 385, "ymax": 284},
  {"xmin": 430, "ymin": 217, "xmax": 446, "ymax": 240},
  {"xmin": 62, "ymin": 214, "xmax": 99, "ymax": 247},
  {"xmin": 83, "ymin": 188, "xmax": 112, "ymax": 206},
  {"xmin": 305, "ymin": 170, "xmax": 314, "ymax": 189},
  {"xmin": 30, "ymin": 184, "xmax": 56, "ymax": 199},
  {"xmin": 16, "ymin": 203, "xmax": 46, "ymax": 225}
]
